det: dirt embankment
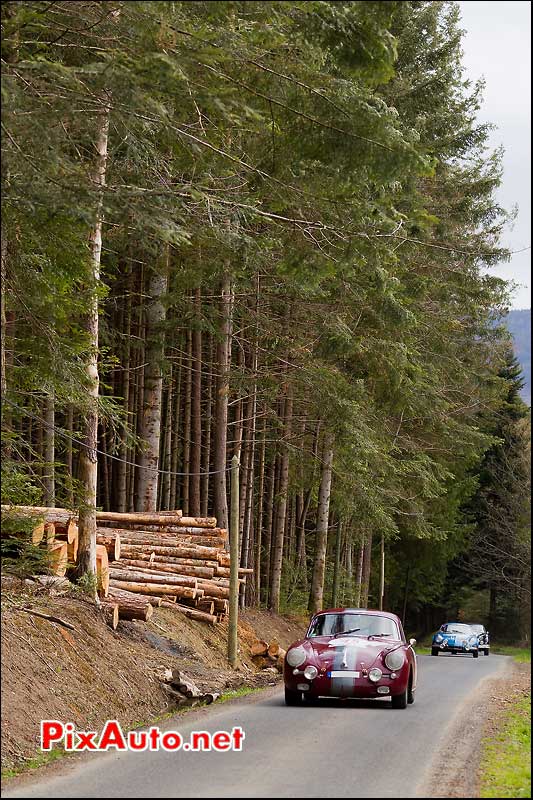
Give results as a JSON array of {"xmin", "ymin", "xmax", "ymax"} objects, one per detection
[{"xmin": 1, "ymin": 581, "xmax": 306, "ymax": 770}]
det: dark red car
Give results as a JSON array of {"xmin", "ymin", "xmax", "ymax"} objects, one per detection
[{"xmin": 284, "ymin": 608, "xmax": 417, "ymax": 709}]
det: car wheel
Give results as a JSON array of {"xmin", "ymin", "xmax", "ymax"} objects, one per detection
[
  {"xmin": 407, "ymin": 674, "xmax": 415, "ymax": 705},
  {"xmin": 303, "ymin": 693, "xmax": 319, "ymax": 704},
  {"xmin": 472, "ymin": 650, "xmax": 479, "ymax": 658},
  {"xmin": 484, "ymin": 649, "xmax": 490, "ymax": 656},
  {"xmin": 285, "ymin": 688, "xmax": 303, "ymax": 706},
  {"xmin": 431, "ymin": 648, "xmax": 439, "ymax": 656},
  {"xmin": 391, "ymin": 687, "xmax": 408, "ymax": 709}
]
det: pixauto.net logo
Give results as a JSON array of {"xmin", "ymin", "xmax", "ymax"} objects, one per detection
[{"xmin": 41, "ymin": 720, "xmax": 245, "ymax": 753}]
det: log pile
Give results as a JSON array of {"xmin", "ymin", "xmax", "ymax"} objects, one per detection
[
  {"xmin": 1, "ymin": 505, "xmax": 250, "ymax": 626},
  {"xmin": 96, "ymin": 510, "xmax": 245, "ymax": 624},
  {"xmin": 250, "ymin": 638, "xmax": 286, "ymax": 673}
]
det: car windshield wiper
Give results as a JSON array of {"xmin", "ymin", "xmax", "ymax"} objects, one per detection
[
  {"xmin": 333, "ymin": 627, "xmax": 361, "ymax": 638},
  {"xmin": 368, "ymin": 633, "xmax": 392, "ymax": 639}
]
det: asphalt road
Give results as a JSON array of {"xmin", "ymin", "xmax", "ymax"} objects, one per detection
[{"xmin": 3, "ymin": 654, "xmax": 507, "ymax": 799}]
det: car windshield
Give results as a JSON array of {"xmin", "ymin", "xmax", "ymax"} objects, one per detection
[
  {"xmin": 442, "ymin": 624, "xmax": 472, "ymax": 634},
  {"xmin": 468, "ymin": 625, "xmax": 485, "ymax": 633},
  {"xmin": 307, "ymin": 613, "xmax": 400, "ymax": 639}
]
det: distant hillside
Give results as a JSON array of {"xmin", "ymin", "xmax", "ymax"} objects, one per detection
[{"xmin": 505, "ymin": 309, "xmax": 531, "ymax": 405}]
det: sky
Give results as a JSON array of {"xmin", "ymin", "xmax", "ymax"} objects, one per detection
[{"xmin": 458, "ymin": 1, "xmax": 531, "ymax": 309}]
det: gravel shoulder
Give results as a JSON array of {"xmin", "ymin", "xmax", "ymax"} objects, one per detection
[{"xmin": 418, "ymin": 659, "xmax": 531, "ymax": 798}]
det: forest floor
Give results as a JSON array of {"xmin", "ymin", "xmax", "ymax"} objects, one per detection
[{"xmin": 0, "ymin": 579, "xmax": 306, "ymax": 774}]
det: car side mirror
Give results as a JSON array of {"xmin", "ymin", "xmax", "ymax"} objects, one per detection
[{"xmin": 409, "ymin": 638, "xmax": 416, "ymax": 646}]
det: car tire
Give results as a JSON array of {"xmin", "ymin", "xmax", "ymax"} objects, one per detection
[
  {"xmin": 391, "ymin": 687, "xmax": 408, "ymax": 709},
  {"xmin": 407, "ymin": 674, "xmax": 415, "ymax": 705},
  {"xmin": 484, "ymin": 649, "xmax": 490, "ymax": 656},
  {"xmin": 431, "ymin": 648, "xmax": 439, "ymax": 656},
  {"xmin": 285, "ymin": 688, "xmax": 303, "ymax": 706},
  {"xmin": 303, "ymin": 693, "xmax": 319, "ymax": 704},
  {"xmin": 472, "ymin": 650, "xmax": 479, "ymax": 658}
]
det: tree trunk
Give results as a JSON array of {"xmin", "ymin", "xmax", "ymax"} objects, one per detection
[
  {"xmin": 76, "ymin": 101, "xmax": 109, "ymax": 580},
  {"xmin": 401, "ymin": 565, "xmax": 410, "ymax": 626},
  {"xmin": 1, "ymin": 229, "xmax": 7, "ymax": 400},
  {"xmin": 213, "ymin": 273, "xmax": 233, "ymax": 531},
  {"xmin": 331, "ymin": 519, "xmax": 343, "ymax": 608},
  {"xmin": 308, "ymin": 431, "xmax": 334, "ymax": 613},
  {"xmin": 136, "ymin": 252, "xmax": 168, "ymax": 512},
  {"xmin": 181, "ymin": 327, "xmax": 192, "ymax": 515},
  {"xmin": 65, "ymin": 405, "xmax": 74, "ymax": 506},
  {"xmin": 42, "ymin": 393, "xmax": 55, "ymax": 506},
  {"xmin": 161, "ymin": 366, "xmax": 173, "ymax": 510},
  {"xmin": 107, "ymin": 586, "xmax": 153, "ymax": 621},
  {"xmin": 253, "ymin": 416, "xmax": 266, "ymax": 603},
  {"xmin": 201, "ymin": 335, "xmax": 213, "ymax": 517},
  {"xmin": 262, "ymin": 454, "xmax": 276, "ymax": 605},
  {"xmin": 269, "ymin": 392, "xmax": 293, "ymax": 613},
  {"xmin": 190, "ymin": 287, "xmax": 202, "ymax": 515},
  {"xmin": 354, "ymin": 534, "xmax": 364, "ymax": 607},
  {"xmin": 116, "ymin": 266, "xmax": 133, "ymax": 512},
  {"xmin": 360, "ymin": 531, "xmax": 373, "ymax": 608},
  {"xmin": 170, "ymin": 338, "xmax": 183, "ymax": 510}
]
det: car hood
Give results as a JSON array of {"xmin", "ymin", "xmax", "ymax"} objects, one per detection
[
  {"xmin": 435, "ymin": 632, "xmax": 476, "ymax": 643},
  {"xmin": 294, "ymin": 636, "xmax": 402, "ymax": 670}
]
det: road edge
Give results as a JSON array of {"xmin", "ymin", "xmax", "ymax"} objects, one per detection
[
  {"xmin": 0, "ymin": 682, "xmax": 283, "ymax": 795},
  {"xmin": 415, "ymin": 656, "xmax": 511, "ymax": 798}
]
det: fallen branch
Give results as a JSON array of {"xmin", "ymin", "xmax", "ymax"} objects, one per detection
[{"xmin": 17, "ymin": 607, "xmax": 77, "ymax": 631}]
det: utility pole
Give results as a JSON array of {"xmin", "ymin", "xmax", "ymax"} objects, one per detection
[
  {"xmin": 379, "ymin": 533, "xmax": 385, "ymax": 611},
  {"xmin": 228, "ymin": 454, "xmax": 240, "ymax": 667}
]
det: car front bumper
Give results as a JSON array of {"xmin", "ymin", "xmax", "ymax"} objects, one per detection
[
  {"xmin": 284, "ymin": 669, "xmax": 409, "ymax": 699},
  {"xmin": 434, "ymin": 641, "xmax": 478, "ymax": 652}
]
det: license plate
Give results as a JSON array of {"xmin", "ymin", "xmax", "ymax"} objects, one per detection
[{"xmin": 328, "ymin": 670, "xmax": 360, "ymax": 678}]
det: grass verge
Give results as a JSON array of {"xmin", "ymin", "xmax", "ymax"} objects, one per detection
[
  {"xmin": 480, "ymin": 693, "xmax": 531, "ymax": 798},
  {"xmin": 1, "ymin": 748, "xmax": 67, "ymax": 780},
  {"xmin": 490, "ymin": 645, "xmax": 531, "ymax": 662}
]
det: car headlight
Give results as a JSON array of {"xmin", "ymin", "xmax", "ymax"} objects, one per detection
[
  {"xmin": 286, "ymin": 646, "xmax": 306, "ymax": 667},
  {"xmin": 368, "ymin": 668, "xmax": 382, "ymax": 683},
  {"xmin": 303, "ymin": 665, "xmax": 318, "ymax": 680},
  {"xmin": 384, "ymin": 649, "xmax": 405, "ymax": 671},
  {"xmin": 435, "ymin": 634, "xmax": 443, "ymax": 643}
]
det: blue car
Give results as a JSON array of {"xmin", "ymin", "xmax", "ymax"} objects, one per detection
[{"xmin": 431, "ymin": 623, "xmax": 479, "ymax": 657}]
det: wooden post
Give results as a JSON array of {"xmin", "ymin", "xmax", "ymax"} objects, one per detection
[
  {"xmin": 379, "ymin": 533, "xmax": 385, "ymax": 611},
  {"xmin": 228, "ymin": 454, "xmax": 240, "ymax": 667}
]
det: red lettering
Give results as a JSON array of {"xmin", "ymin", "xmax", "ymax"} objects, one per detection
[
  {"xmin": 76, "ymin": 731, "xmax": 97, "ymax": 751},
  {"xmin": 41, "ymin": 721, "xmax": 64, "ymax": 751},
  {"xmin": 98, "ymin": 720, "xmax": 127, "ymax": 751},
  {"xmin": 191, "ymin": 731, "xmax": 210, "ymax": 751},
  {"xmin": 232, "ymin": 727, "xmax": 245, "ymax": 751},
  {"xmin": 128, "ymin": 731, "xmax": 148, "ymax": 751},
  {"xmin": 149, "ymin": 727, "xmax": 161, "ymax": 750},
  {"xmin": 212, "ymin": 732, "xmax": 231, "ymax": 751},
  {"xmin": 161, "ymin": 732, "xmax": 182, "ymax": 751},
  {"xmin": 65, "ymin": 723, "xmax": 75, "ymax": 751}
]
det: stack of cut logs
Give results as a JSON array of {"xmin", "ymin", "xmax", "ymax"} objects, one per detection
[
  {"xmin": 1, "ymin": 506, "xmax": 252, "ymax": 627},
  {"xmin": 250, "ymin": 638, "xmax": 286, "ymax": 673}
]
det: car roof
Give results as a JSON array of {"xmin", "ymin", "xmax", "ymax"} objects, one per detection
[
  {"xmin": 314, "ymin": 608, "xmax": 401, "ymax": 621},
  {"xmin": 442, "ymin": 622, "xmax": 471, "ymax": 626}
]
